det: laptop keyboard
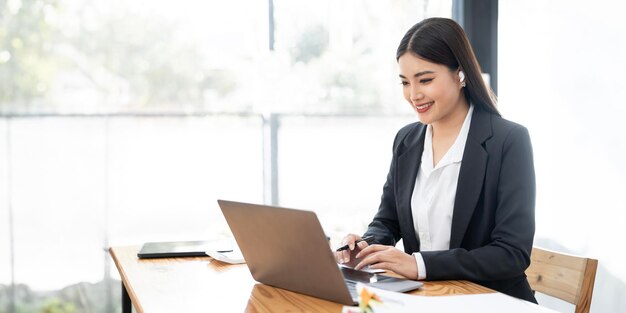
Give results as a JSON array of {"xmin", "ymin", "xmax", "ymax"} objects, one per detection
[
  {"xmin": 345, "ymin": 275, "xmax": 395, "ymax": 300},
  {"xmin": 340, "ymin": 265, "xmax": 400, "ymax": 301},
  {"xmin": 345, "ymin": 279, "xmax": 359, "ymax": 299}
]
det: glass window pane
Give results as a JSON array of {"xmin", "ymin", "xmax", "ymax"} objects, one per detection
[
  {"xmin": 1, "ymin": 0, "xmax": 268, "ymax": 113},
  {"xmin": 267, "ymin": 0, "xmax": 452, "ymax": 114},
  {"xmin": 10, "ymin": 118, "xmax": 107, "ymax": 311},
  {"xmin": 107, "ymin": 116, "xmax": 264, "ymax": 245},
  {"xmin": 2, "ymin": 1, "xmax": 454, "ymax": 311},
  {"xmin": 0, "ymin": 119, "xmax": 11, "ymax": 297},
  {"xmin": 278, "ymin": 116, "xmax": 414, "ymax": 241}
]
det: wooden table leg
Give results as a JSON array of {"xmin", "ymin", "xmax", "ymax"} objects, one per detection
[{"xmin": 122, "ymin": 282, "xmax": 132, "ymax": 313}]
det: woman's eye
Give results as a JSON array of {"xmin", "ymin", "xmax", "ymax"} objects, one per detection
[
  {"xmin": 420, "ymin": 78, "xmax": 433, "ymax": 84},
  {"xmin": 400, "ymin": 81, "xmax": 409, "ymax": 86}
]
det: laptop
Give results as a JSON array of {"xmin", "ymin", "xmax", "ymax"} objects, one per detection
[{"xmin": 217, "ymin": 199, "xmax": 423, "ymax": 305}]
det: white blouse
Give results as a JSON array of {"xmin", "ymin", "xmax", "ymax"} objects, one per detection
[{"xmin": 412, "ymin": 105, "xmax": 473, "ymax": 280}]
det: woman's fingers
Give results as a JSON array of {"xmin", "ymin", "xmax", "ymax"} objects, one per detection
[
  {"xmin": 353, "ymin": 246, "xmax": 418, "ymax": 279},
  {"xmin": 335, "ymin": 249, "xmax": 352, "ymax": 264},
  {"xmin": 369, "ymin": 261, "xmax": 394, "ymax": 272},
  {"xmin": 341, "ymin": 249, "xmax": 351, "ymax": 263},
  {"xmin": 335, "ymin": 234, "xmax": 362, "ymax": 264},
  {"xmin": 354, "ymin": 245, "xmax": 389, "ymax": 269},
  {"xmin": 355, "ymin": 244, "xmax": 385, "ymax": 259},
  {"xmin": 357, "ymin": 240, "xmax": 369, "ymax": 250}
]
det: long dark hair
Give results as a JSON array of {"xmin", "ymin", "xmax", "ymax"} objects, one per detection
[{"xmin": 396, "ymin": 17, "xmax": 499, "ymax": 116}]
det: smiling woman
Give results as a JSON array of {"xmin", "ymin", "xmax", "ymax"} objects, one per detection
[
  {"xmin": 336, "ymin": 17, "xmax": 538, "ymax": 303},
  {"xmin": 399, "ymin": 57, "xmax": 468, "ymax": 127},
  {"xmin": 397, "ymin": 18, "xmax": 499, "ymax": 118}
]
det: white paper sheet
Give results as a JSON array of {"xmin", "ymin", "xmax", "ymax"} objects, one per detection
[{"xmin": 357, "ymin": 283, "xmax": 559, "ymax": 313}]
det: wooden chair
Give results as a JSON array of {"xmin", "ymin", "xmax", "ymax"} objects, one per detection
[{"xmin": 525, "ymin": 247, "xmax": 598, "ymax": 313}]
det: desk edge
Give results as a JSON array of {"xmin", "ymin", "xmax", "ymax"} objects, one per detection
[{"xmin": 109, "ymin": 247, "xmax": 145, "ymax": 313}]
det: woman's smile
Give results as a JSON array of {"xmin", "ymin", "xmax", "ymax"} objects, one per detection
[{"xmin": 414, "ymin": 101, "xmax": 434, "ymax": 113}]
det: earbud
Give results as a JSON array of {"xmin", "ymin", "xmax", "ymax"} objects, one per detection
[{"xmin": 459, "ymin": 71, "xmax": 465, "ymax": 83}]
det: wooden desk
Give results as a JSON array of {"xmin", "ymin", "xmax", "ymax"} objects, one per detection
[{"xmin": 110, "ymin": 245, "xmax": 494, "ymax": 313}]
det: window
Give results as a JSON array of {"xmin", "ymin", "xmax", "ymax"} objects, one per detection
[{"xmin": 0, "ymin": 1, "xmax": 451, "ymax": 311}]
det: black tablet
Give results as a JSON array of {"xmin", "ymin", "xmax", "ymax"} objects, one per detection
[{"xmin": 137, "ymin": 240, "xmax": 233, "ymax": 259}]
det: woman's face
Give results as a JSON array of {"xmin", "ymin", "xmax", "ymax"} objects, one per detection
[{"xmin": 398, "ymin": 53, "xmax": 468, "ymax": 127}]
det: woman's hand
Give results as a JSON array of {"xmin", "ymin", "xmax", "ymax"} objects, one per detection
[
  {"xmin": 354, "ymin": 245, "xmax": 418, "ymax": 280},
  {"xmin": 335, "ymin": 234, "xmax": 370, "ymax": 264}
]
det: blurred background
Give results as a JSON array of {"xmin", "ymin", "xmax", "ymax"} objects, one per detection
[{"xmin": 1, "ymin": 0, "xmax": 624, "ymax": 312}]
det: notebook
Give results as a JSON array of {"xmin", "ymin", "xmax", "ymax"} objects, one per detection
[{"xmin": 137, "ymin": 240, "xmax": 232, "ymax": 259}]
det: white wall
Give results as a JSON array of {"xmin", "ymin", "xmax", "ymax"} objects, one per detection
[{"xmin": 499, "ymin": 1, "xmax": 626, "ymax": 311}]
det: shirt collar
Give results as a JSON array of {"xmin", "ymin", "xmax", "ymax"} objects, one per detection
[
  {"xmin": 446, "ymin": 104, "xmax": 473, "ymax": 164},
  {"xmin": 421, "ymin": 104, "xmax": 474, "ymax": 170}
]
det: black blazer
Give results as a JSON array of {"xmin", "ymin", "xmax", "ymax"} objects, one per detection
[{"xmin": 363, "ymin": 107, "xmax": 537, "ymax": 303}]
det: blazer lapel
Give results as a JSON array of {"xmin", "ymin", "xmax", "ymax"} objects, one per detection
[
  {"xmin": 449, "ymin": 109, "xmax": 492, "ymax": 249},
  {"xmin": 396, "ymin": 125, "xmax": 426, "ymax": 253}
]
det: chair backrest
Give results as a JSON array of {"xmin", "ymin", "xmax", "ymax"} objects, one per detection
[{"xmin": 525, "ymin": 247, "xmax": 598, "ymax": 313}]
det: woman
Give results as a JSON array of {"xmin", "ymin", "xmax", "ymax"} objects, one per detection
[{"xmin": 335, "ymin": 17, "xmax": 536, "ymax": 303}]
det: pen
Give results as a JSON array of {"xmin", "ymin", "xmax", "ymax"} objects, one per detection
[{"xmin": 335, "ymin": 235, "xmax": 375, "ymax": 252}]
